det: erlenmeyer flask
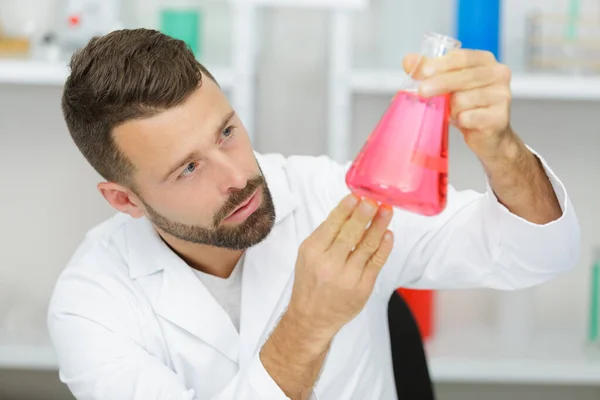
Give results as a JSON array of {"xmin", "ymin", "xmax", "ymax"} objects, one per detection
[{"xmin": 345, "ymin": 32, "xmax": 461, "ymax": 216}]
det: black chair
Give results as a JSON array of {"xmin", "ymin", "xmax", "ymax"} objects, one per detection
[{"xmin": 387, "ymin": 290, "xmax": 435, "ymax": 399}]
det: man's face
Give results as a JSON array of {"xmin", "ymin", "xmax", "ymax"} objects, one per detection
[{"xmin": 112, "ymin": 78, "xmax": 275, "ymax": 250}]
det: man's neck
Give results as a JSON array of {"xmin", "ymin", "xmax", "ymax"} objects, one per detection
[{"xmin": 157, "ymin": 231, "xmax": 243, "ymax": 279}]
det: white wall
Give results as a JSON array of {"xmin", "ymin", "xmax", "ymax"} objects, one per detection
[
  {"xmin": 1, "ymin": 0, "xmax": 599, "ymax": 399},
  {"xmin": 0, "ymin": 85, "xmax": 114, "ymax": 344}
]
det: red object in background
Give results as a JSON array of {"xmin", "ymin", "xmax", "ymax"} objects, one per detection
[
  {"xmin": 68, "ymin": 15, "xmax": 81, "ymax": 27},
  {"xmin": 397, "ymin": 288, "xmax": 434, "ymax": 340}
]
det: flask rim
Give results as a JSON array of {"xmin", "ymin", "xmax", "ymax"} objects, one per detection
[{"xmin": 422, "ymin": 31, "xmax": 462, "ymax": 50}]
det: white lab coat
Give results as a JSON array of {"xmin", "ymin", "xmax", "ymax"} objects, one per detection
[{"xmin": 47, "ymin": 151, "xmax": 580, "ymax": 400}]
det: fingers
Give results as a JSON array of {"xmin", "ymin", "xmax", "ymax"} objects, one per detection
[
  {"xmin": 403, "ymin": 49, "xmax": 495, "ymax": 80},
  {"xmin": 329, "ymin": 198, "xmax": 379, "ymax": 258},
  {"xmin": 421, "ymin": 49, "xmax": 497, "ymax": 77},
  {"xmin": 419, "ymin": 66, "xmax": 500, "ymax": 97},
  {"xmin": 360, "ymin": 231, "xmax": 394, "ymax": 288},
  {"xmin": 403, "ymin": 49, "xmax": 511, "ymax": 100},
  {"xmin": 455, "ymin": 103, "xmax": 510, "ymax": 133},
  {"xmin": 450, "ymin": 85, "xmax": 512, "ymax": 121},
  {"xmin": 345, "ymin": 206, "xmax": 394, "ymax": 278},
  {"xmin": 311, "ymin": 194, "xmax": 359, "ymax": 249}
]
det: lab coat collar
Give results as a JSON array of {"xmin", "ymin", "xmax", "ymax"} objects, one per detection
[{"xmin": 125, "ymin": 152, "xmax": 299, "ymax": 363}]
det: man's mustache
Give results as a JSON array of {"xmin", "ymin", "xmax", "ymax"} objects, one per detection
[{"xmin": 213, "ymin": 175, "xmax": 265, "ymax": 226}]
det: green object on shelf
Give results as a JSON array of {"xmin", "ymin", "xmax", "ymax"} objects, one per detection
[
  {"xmin": 589, "ymin": 248, "xmax": 600, "ymax": 343},
  {"xmin": 565, "ymin": 0, "xmax": 580, "ymax": 41},
  {"xmin": 160, "ymin": 8, "xmax": 202, "ymax": 56}
]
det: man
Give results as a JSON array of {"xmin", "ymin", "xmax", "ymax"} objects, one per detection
[{"xmin": 47, "ymin": 28, "xmax": 579, "ymax": 400}]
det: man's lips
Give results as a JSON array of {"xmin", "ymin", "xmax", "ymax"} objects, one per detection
[{"xmin": 224, "ymin": 189, "xmax": 258, "ymax": 220}]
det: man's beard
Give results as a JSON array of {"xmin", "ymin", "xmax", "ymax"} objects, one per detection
[{"xmin": 142, "ymin": 175, "xmax": 276, "ymax": 250}]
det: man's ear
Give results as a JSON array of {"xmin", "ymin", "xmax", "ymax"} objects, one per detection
[{"xmin": 97, "ymin": 182, "xmax": 145, "ymax": 219}]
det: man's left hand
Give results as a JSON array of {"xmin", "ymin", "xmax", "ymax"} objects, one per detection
[
  {"xmin": 403, "ymin": 49, "xmax": 514, "ymax": 161},
  {"xmin": 403, "ymin": 49, "xmax": 563, "ymax": 224}
]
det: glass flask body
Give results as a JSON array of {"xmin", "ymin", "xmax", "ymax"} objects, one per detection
[{"xmin": 345, "ymin": 32, "xmax": 461, "ymax": 216}]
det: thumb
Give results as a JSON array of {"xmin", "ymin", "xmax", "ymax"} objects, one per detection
[{"xmin": 402, "ymin": 53, "xmax": 429, "ymax": 80}]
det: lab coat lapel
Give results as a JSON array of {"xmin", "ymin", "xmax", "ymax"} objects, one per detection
[
  {"xmin": 239, "ymin": 154, "xmax": 299, "ymax": 367},
  {"xmin": 239, "ymin": 216, "xmax": 298, "ymax": 366},
  {"xmin": 127, "ymin": 217, "xmax": 240, "ymax": 363},
  {"xmin": 156, "ymin": 256, "xmax": 240, "ymax": 363}
]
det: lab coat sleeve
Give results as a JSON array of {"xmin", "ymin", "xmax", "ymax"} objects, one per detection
[
  {"xmin": 318, "ymin": 147, "xmax": 580, "ymax": 293},
  {"xmin": 48, "ymin": 266, "xmax": 293, "ymax": 400}
]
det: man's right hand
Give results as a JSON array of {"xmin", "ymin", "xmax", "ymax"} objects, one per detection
[
  {"xmin": 288, "ymin": 194, "xmax": 394, "ymax": 341},
  {"xmin": 260, "ymin": 194, "xmax": 394, "ymax": 400}
]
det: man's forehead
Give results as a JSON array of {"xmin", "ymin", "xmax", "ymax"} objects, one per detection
[{"xmin": 112, "ymin": 80, "xmax": 230, "ymax": 170}]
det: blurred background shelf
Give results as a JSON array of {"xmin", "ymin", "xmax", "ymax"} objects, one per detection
[
  {"xmin": 0, "ymin": 60, "xmax": 68, "ymax": 85},
  {"xmin": 0, "ymin": 344, "xmax": 57, "ymax": 371},
  {"xmin": 0, "ymin": 59, "xmax": 237, "ymax": 88},
  {"xmin": 5, "ymin": 59, "xmax": 599, "ymax": 102},
  {"xmin": 350, "ymin": 69, "xmax": 600, "ymax": 100},
  {"xmin": 426, "ymin": 327, "xmax": 600, "ymax": 385},
  {"xmin": 431, "ymin": 357, "xmax": 600, "ymax": 385}
]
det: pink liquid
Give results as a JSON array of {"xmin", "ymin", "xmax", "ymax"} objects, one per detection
[{"xmin": 345, "ymin": 90, "xmax": 450, "ymax": 216}]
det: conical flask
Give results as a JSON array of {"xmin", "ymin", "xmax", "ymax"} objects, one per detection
[{"xmin": 345, "ymin": 32, "xmax": 461, "ymax": 216}]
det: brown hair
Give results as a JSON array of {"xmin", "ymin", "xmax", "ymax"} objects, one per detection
[{"xmin": 62, "ymin": 28, "xmax": 217, "ymax": 188}]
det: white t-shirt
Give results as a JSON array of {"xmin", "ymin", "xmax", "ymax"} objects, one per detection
[{"xmin": 192, "ymin": 256, "xmax": 244, "ymax": 332}]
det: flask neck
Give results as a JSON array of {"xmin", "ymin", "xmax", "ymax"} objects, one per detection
[
  {"xmin": 420, "ymin": 32, "xmax": 461, "ymax": 58},
  {"xmin": 404, "ymin": 32, "xmax": 461, "ymax": 93}
]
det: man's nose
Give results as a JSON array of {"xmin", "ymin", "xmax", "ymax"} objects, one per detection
[{"xmin": 212, "ymin": 152, "xmax": 247, "ymax": 193}]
